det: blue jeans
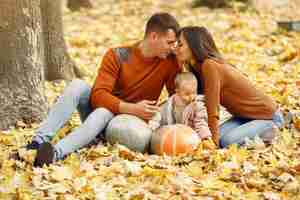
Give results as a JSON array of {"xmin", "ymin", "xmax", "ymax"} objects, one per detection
[
  {"xmin": 219, "ymin": 110, "xmax": 284, "ymax": 148},
  {"xmin": 33, "ymin": 79, "xmax": 114, "ymax": 159}
]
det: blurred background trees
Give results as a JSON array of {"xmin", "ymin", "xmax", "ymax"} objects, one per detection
[
  {"xmin": 67, "ymin": 0, "xmax": 93, "ymax": 11},
  {"xmin": 191, "ymin": 0, "xmax": 250, "ymax": 8}
]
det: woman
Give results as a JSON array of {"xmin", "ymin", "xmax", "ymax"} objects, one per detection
[{"xmin": 175, "ymin": 26, "xmax": 284, "ymax": 147}]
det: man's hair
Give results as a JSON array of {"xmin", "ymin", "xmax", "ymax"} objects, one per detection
[
  {"xmin": 174, "ymin": 72, "xmax": 198, "ymax": 89},
  {"xmin": 145, "ymin": 13, "xmax": 180, "ymax": 37}
]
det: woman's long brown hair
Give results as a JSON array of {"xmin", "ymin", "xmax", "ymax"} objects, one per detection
[
  {"xmin": 178, "ymin": 26, "xmax": 245, "ymax": 94},
  {"xmin": 179, "ymin": 26, "xmax": 223, "ymax": 65}
]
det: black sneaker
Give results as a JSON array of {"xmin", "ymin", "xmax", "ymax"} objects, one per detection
[
  {"xmin": 11, "ymin": 141, "xmax": 41, "ymax": 162},
  {"xmin": 26, "ymin": 141, "xmax": 41, "ymax": 150},
  {"xmin": 34, "ymin": 142, "xmax": 55, "ymax": 167}
]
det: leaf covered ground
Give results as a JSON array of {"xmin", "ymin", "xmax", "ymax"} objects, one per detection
[{"xmin": 1, "ymin": 0, "xmax": 300, "ymax": 199}]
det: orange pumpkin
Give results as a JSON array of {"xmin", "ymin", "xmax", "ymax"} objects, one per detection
[{"xmin": 150, "ymin": 124, "xmax": 200, "ymax": 156}]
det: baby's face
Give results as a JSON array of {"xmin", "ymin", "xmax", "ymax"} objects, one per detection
[{"xmin": 176, "ymin": 80, "xmax": 197, "ymax": 105}]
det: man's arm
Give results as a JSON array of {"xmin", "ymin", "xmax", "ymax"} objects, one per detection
[
  {"xmin": 90, "ymin": 49, "xmax": 159, "ymax": 120},
  {"xmin": 90, "ymin": 48, "xmax": 122, "ymax": 113}
]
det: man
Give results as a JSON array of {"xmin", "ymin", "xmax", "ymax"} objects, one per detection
[{"xmin": 28, "ymin": 12, "xmax": 181, "ymax": 167}]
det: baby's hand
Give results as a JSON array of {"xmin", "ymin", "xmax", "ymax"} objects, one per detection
[{"xmin": 148, "ymin": 112, "xmax": 162, "ymax": 131}]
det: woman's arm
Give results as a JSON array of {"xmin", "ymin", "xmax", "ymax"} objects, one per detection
[
  {"xmin": 193, "ymin": 99, "xmax": 212, "ymax": 139},
  {"xmin": 201, "ymin": 60, "xmax": 222, "ymax": 146}
]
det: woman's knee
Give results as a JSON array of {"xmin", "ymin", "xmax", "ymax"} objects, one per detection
[
  {"xmin": 220, "ymin": 132, "xmax": 244, "ymax": 148},
  {"xmin": 220, "ymin": 136, "xmax": 233, "ymax": 148}
]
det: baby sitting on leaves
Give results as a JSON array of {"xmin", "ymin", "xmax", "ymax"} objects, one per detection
[{"xmin": 149, "ymin": 72, "xmax": 215, "ymax": 149}]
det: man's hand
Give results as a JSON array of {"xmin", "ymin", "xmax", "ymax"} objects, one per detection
[
  {"xmin": 119, "ymin": 100, "xmax": 159, "ymax": 121},
  {"xmin": 134, "ymin": 100, "xmax": 159, "ymax": 120}
]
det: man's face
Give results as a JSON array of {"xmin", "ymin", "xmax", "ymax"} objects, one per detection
[{"xmin": 150, "ymin": 29, "xmax": 177, "ymax": 59}]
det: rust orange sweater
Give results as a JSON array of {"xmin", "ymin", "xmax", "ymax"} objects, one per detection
[
  {"xmin": 193, "ymin": 59, "xmax": 277, "ymax": 138},
  {"xmin": 90, "ymin": 44, "xmax": 180, "ymax": 113}
]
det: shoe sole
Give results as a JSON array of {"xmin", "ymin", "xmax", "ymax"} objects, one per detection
[{"xmin": 34, "ymin": 142, "xmax": 54, "ymax": 167}]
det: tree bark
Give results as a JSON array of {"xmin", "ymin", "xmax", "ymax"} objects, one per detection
[
  {"xmin": 67, "ymin": 0, "xmax": 93, "ymax": 11},
  {"xmin": 41, "ymin": 0, "xmax": 84, "ymax": 81},
  {"xmin": 0, "ymin": 0, "xmax": 48, "ymax": 130}
]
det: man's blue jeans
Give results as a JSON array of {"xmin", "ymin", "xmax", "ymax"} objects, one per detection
[
  {"xmin": 33, "ymin": 79, "xmax": 114, "ymax": 159},
  {"xmin": 219, "ymin": 110, "xmax": 285, "ymax": 148}
]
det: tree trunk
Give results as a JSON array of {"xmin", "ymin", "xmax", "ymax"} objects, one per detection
[
  {"xmin": 191, "ymin": 0, "xmax": 249, "ymax": 8},
  {"xmin": 41, "ymin": 0, "xmax": 84, "ymax": 81},
  {"xmin": 0, "ymin": 0, "xmax": 48, "ymax": 130},
  {"xmin": 67, "ymin": 0, "xmax": 93, "ymax": 11}
]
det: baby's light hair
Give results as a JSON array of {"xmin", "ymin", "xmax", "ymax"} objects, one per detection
[{"xmin": 174, "ymin": 72, "xmax": 198, "ymax": 89}]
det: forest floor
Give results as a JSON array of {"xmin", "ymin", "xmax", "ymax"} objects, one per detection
[{"xmin": 1, "ymin": 0, "xmax": 300, "ymax": 199}]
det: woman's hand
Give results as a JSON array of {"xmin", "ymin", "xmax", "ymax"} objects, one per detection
[
  {"xmin": 202, "ymin": 138, "xmax": 217, "ymax": 150},
  {"xmin": 212, "ymin": 134, "xmax": 220, "ymax": 147}
]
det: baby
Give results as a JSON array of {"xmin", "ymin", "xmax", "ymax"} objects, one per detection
[{"xmin": 149, "ymin": 72, "xmax": 212, "ymax": 140}]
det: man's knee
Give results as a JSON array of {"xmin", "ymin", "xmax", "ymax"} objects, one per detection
[
  {"xmin": 91, "ymin": 108, "xmax": 114, "ymax": 122},
  {"xmin": 105, "ymin": 114, "xmax": 152, "ymax": 153},
  {"xmin": 68, "ymin": 79, "xmax": 91, "ymax": 97}
]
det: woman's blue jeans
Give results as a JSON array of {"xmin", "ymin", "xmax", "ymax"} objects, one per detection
[{"xmin": 219, "ymin": 110, "xmax": 284, "ymax": 148}]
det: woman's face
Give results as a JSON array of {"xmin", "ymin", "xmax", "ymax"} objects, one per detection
[{"xmin": 176, "ymin": 33, "xmax": 194, "ymax": 63}]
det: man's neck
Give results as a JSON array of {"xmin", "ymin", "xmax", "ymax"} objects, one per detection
[{"xmin": 138, "ymin": 40, "xmax": 156, "ymax": 58}]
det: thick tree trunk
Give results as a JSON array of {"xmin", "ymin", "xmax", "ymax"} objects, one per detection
[
  {"xmin": 41, "ymin": 0, "xmax": 84, "ymax": 81},
  {"xmin": 191, "ymin": 0, "xmax": 249, "ymax": 8},
  {"xmin": 192, "ymin": 0, "xmax": 227, "ymax": 8},
  {"xmin": 67, "ymin": 0, "xmax": 93, "ymax": 11},
  {"xmin": 0, "ymin": 0, "xmax": 48, "ymax": 130}
]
